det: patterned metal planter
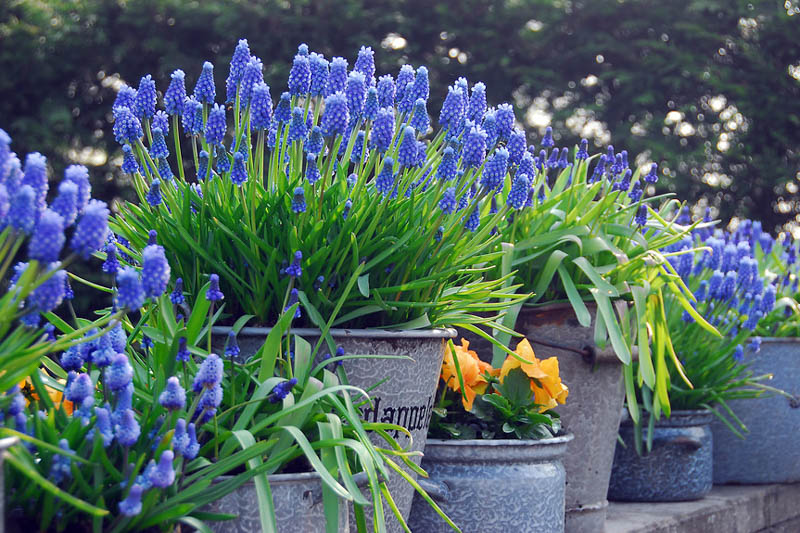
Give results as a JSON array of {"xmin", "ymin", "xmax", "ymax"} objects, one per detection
[
  {"xmin": 211, "ymin": 326, "xmax": 454, "ymax": 532},
  {"xmin": 608, "ymin": 410, "xmax": 713, "ymax": 502},
  {"xmin": 711, "ymin": 337, "xmax": 800, "ymax": 484},
  {"xmin": 205, "ymin": 471, "xmax": 360, "ymax": 533},
  {"xmin": 1, "ymin": 437, "xmax": 18, "ymax": 533},
  {"xmin": 460, "ymin": 303, "xmax": 627, "ymax": 533},
  {"xmin": 407, "ymin": 435, "xmax": 572, "ymax": 533}
]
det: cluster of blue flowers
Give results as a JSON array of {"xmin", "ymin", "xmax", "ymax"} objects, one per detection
[
  {"xmin": 663, "ymin": 215, "xmax": 790, "ymax": 363},
  {"xmin": 0, "ymin": 129, "xmax": 111, "ymax": 328}
]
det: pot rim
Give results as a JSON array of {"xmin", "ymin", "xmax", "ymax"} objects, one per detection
[
  {"xmin": 423, "ymin": 433, "xmax": 574, "ymax": 447},
  {"xmin": 211, "ymin": 325, "xmax": 457, "ymax": 339},
  {"xmin": 621, "ymin": 408, "xmax": 713, "ymax": 427},
  {"xmin": 754, "ymin": 336, "xmax": 800, "ymax": 343},
  {"xmin": 212, "ymin": 470, "xmax": 369, "ymax": 486},
  {"xmin": 421, "ymin": 434, "xmax": 573, "ymax": 462}
]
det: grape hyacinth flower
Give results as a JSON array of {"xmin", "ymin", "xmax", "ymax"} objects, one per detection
[
  {"xmin": 185, "ymin": 423, "xmax": 200, "ymax": 459},
  {"xmin": 192, "ymin": 353, "xmax": 223, "ymax": 393},
  {"xmin": 49, "ymin": 439, "xmax": 73, "ymax": 485},
  {"xmin": 121, "ymin": 144, "xmax": 140, "ymax": 174},
  {"xmin": 363, "ymin": 87, "xmax": 379, "ymax": 121},
  {"xmin": 507, "ymin": 174, "xmax": 530, "ymax": 210},
  {"xmin": 28, "ymin": 267, "xmax": 67, "ymax": 315},
  {"xmin": 288, "ymin": 54, "xmax": 311, "ymax": 96},
  {"xmin": 22, "ymin": 152, "xmax": 48, "ymax": 210},
  {"xmin": 482, "ymin": 147, "xmax": 509, "ymax": 191},
  {"xmin": 29, "ymin": 209, "xmax": 65, "ymax": 263},
  {"xmin": 635, "ymin": 205, "xmax": 648, "ymax": 226},
  {"xmin": 291, "ymin": 187, "xmax": 307, "ymax": 214},
  {"xmin": 286, "ymin": 251, "xmax": 302, "ymax": 278},
  {"xmin": 270, "ymin": 378, "xmax": 298, "ymax": 403},
  {"xmin": 173, "ymin": 418, "xmax": 189, "ymax": 456},
  {"xmin": 182, "ymin": 97, "xmax": 204, "ymax": 136},
  {"xmin": 321, "ymin": 92, "xmax": 349, "ymax": 136},
  {"xmin": 239, "ymin": 56, "xmax": 264, "ymax": 106},
  {"xmin": 115, "ymin": 408, "xmax": 141, "ymax": 447},
  {"xmin": 342, "ymin": 199, "xmax": 352, "ymax": 220},
  {"xmin": 194, "ymin": 62, "xmax": 216, "ymax": 104},
  {"xmin": 145, "ymin": 178, "xmax": 162, "ymax": 207},
  {"xmin": 437, "ymin": 146, "xmax": 457, "ymax": 181},
  {"xmin": 309, "ymin": 53, "xmax": 329, "ymax": 97},
  {"xmin": 50, "ymin": 181, "xmax": 78, "ymax": 228},
  {"xmin": 302, "ymin": 154, "xmax": 320, "ymax": 185},
  {"xmin": 141, "ymin": 244, "xmax": 170, "ymax": 298},
  {"xmin": 70, "ymin": 199, "xmax": 109, "ymax": 259},
  {"xmin": 106, "ymin": 353, "xmax": 133, "ymax": 391},
  {"xmin": 230, "ymin": 152, "xmax": 247, "ymax": 186},
  {"xmin": 439, "ymin": 86, "xmax": 465, "ymax": 130},
  {"xmin": 134, "ymin": 75, "xmax": 157, "ymax": 119},
  {"xmin": 159, "ymin": 377, "xmax": 186, "ymax": 411},
  {"xmin": 119, "ymin": 485, "xmax": 143, "ymax": 517},
  {"xmin": 644, "ymin": 163, "xmax": 659, "ymax": 184},
  {"xmin": 541, "ymin": 126, "xmax": 554, "ymax": 148},
  {"xmin": 462, "ymin": 126, "xmax": 488, "ymax": 168},
  {"xmin": 375, "ymin": 157, "xmax": 395, "ymax": 195},
  {"xmin": 507, "ymin": 128, "xmax": 527, "ymax": 166},
  {"xmin": 346, "ymin": 71, "xmax": 367, "ymax": 118},
  {"xmin": 176, "ymin": 336, "xmax": 191, "ymax": 362},
  {"xmin": 370, "ymin": 108, "xmax": 394, "ymax": 152},
  {"xmin": 250, "ymin": 82, "xmax": 273, "ymax": 131},
  {"xmin": 164, "ymin": 70, "xmax": 187, "ymax": 115},
  {"xmin": 395, "ymin": 65, "xmax": 414, "ymax": 105},
  {"xmin": 355, "ymin": 45, "xmax": 376, "ymax": 86},
  {"xmin": 464, "ymin": 206, "xmax": 480, "ymax": 232},
  {"xmin": 225, "ymin": 331, "xmax": 240, "ymax": 359},
  {"xmin": 94, "ymin": 406, "xmax": 114, "ymax": 447},
  {"xmin": 439, "ymin": 187, "xmax": 457, "ymax": 214},
  {"xmin": 205, "ymin": 104, "xmax": 227, "ymax": 146},
  {"xmin": 410, "ymin": 99, "xmax": 430, "ymax": 133},
  {"xmin": 326, "ymin": 57, "xmax": 348, "ymax": 96},
  {"xmin": 495, "ymin": 103, "xmax": 514, "ymax": 140},
  {"xmin": 288, "ymin": 107, "xmax": 308, "ymax": 143},
  {"xmin": 65, "ymin": 373, "xmax": 93, "ymax": 404},
  {"xmin": 284, "ymin": 288, "xmax": 301, "ymax": 318},
  {"xmin": 206, "ymin": 273, "xmax": 224, "ymax": 301},
  {"xmin": 113, "ymin": 106, "xmax": 144, "ymax": 145},
  {"xmin": 114, "ymin": 85, "xmax": 137, "ymax": 111},
  {"xmin": 116, "ymin": 266, "xmax": 145, "ymax": 310},
  {"xmin": 398, "ymin": 127, "xmax": 418, "ymax": 167},
  {"xmin": 305, "ymin": 126, "xmax": 324, "ymax": 155}
]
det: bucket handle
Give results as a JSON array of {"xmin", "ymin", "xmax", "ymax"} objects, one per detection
[
  {"xmin": 651, "ymin": 435, "xmax": 703, "ymax": 451},
  {"xmin": 416, "ymin": 477, "xmax": 450, "ymax": 503}
]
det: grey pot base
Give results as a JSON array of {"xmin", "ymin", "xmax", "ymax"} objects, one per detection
[{"xmin": 608, "ymin": 410, "xmax": 714, "ymax": 502}]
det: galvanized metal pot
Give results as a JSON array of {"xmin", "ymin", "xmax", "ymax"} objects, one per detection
[
  {"xmin": 460, "ymin": 303, "xmax": 627, "ymax": 533},
  {"xmin": 407, "ymin": 435, "xmax": 572, "ymax": 533},
  {"xmin": 211, "ymin": 326, "xmax": 455, "ymax": 532},
  {"xmin": 608, "ymin": 410, "xmax": 713, "ymax": 502},
  {"xmin": 205, "ymin": 472, "xmax": 358, "ymax": 533},
  {"xmin": 711, "ymin": 337, "xmax": 800, "ymax": 484}
]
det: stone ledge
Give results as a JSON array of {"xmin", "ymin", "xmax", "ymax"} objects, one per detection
[{"xmin": 605, "ymin": 483, "xmax": 800, "ymax": 533}]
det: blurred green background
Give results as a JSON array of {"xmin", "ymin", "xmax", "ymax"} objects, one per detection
[{"xmin": 1, "ymin": 0, "xmax": 798, "ymax": 231}]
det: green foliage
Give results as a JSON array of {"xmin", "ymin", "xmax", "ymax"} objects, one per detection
[{"xmin": 2, "ymin": 0, "xmax": 798, "ymax": 234}]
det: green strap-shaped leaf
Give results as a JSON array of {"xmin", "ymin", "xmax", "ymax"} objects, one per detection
[
  {"xmin": 590, "ymin": 289, "xmax": 631, "ymax": 364},
  {"xmin": 533, "ymin": 250, "xmax": 568, "ymax": 301},
  {"xmin": 631, "ymin": 285, "xmax": 655, "ymax": 388},
  {"xmin": 573, "ymin": 257, "xmax": 619, "ymax": 297},
  {"xmin": 557, "ymin": 264, "xmax": 591, "ymax": 327}
]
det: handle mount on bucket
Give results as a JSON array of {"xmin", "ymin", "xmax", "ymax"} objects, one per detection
[{"xmin": 528, "ymin": 338, "xmax": 596, "ymax": 366}]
